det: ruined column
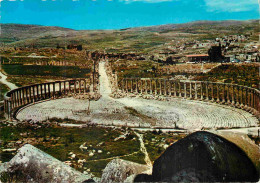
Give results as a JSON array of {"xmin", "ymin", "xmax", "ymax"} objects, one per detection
[
  {"xmin": 222, "ymin": 84, "xmax": 225, "ymax": 103},
  {"xmin": 144, "ymin": 80, "xmax": 147, "ymax": 94},
  {"xmin": 25, "ymin": 87, "xmax": 29, "ymax": 104},
  {"xmin": 150, "ymin": 79, "xmax": 152, "ymax": 95},
  {"xmin": 201, "ymin": 82, "xmax": 204, "ymax": 100},
  {"xmin": 74, "ymin": 81, "xmax": 77, "ymax": 94},
  {"xmin": 245, "ymin": 87, "xmax": 248, "ymax": 109},
  {"xmin": 216, "ymin": 84, "xmax": 220, "ymax": 103},
  {"xmin": 36, "ymin": 85, "xmax": 39, "ymax": 101},
  {"xmin": 122, "ymin": 79, "xmax": 125, "ymax": 93},
  {"xmin": 135, "ymin": 79, "xmax": 138, "ymax": 93},
  {"xmin": 211, "ymin": 83, "xmax": 214, "ymax": 102},
  {"xmin": 68, "ymin": 81, "xmax": 71, "ymax": 94},
  {"xmin": 179, "ymin": 82, "xmax": 181, "ymax": 97},
  {"xmin": 131, "ymin": 79, "xmax": 133, "ymax": 93},
  {"xmin": 174, "ymin": 81, "xmax": 177, "ymax": 97},
  {"xmin": 184, "ymin": 82, "xmax": 187, "ymax": 98},
  {"xmin": 189, "ymin": 82, "xmax": 192, "ymax": 99},
  {"xmin": 48, "ymin": 83, "xmax": 51, "ymax": 98},
  {"xmin": 84, "ymin": 80, "xmax": 86, "ymax": 94},
  {"xmin": 159, "ymin": 79, "xmax": 162, "ymax": 95},
  {"xmin": 231, "ymin": 85, "xmax": 235, "ymax": 105},
  {"xmin": 28, "ymin": 87, "xmax": 32, "ymax": 103},
  {"xmin": 126, "ymin": 79, "xmax": 129, "ymax": 93},
  {"xmin": 57, "ymin": 82, "xmax": 61, "ymax": 97},
  {"xmin": 236, "ymin": 85, "xmax": 240, "ymax": 106},
  {"xmin": 194, "ymin": 82, "xmax": 198, "ymax": 100},
  {"xmin": 53, "ymin": 82, "xmax": 56, "ymax": 99},
  {"xmin": 240, "ymin": 86, "xmax": 244, "ymax": 108},
  {"xmin": 32, "ymin": 86, "xmax": 36, "ymax": 103},
  {"xmin": 164, "ymin": 79, "xmax": 167, "ymax": 96},
  {"xmin": 79, "ymin": 80, "xmax": 82, "ymax": 94},
  {"xmin": 155, "ymin": 79, "xmax": 157, "ymax": 95},
  {"xmin": 169, "ymin": 80, "xmax": 172, "ymax": 96}
]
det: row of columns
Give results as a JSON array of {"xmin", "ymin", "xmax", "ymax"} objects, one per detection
[
  {"xmin": 120, "ymin": 78, "xmax": 260, "ymax": 117},
  {"xmin": 4, "ymin": 79, "xmax": 91, "ymax": 120}
]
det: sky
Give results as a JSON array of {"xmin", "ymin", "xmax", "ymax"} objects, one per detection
[{"xmin": 0, "ymin": 0, "xmax": 259, "ymax": 30}]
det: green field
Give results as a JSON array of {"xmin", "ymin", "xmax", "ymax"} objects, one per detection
[
  {"xmin": 0, "ymin": 83, "xmax": 9, "ymax": 101},
  {"xmin": 2, "ymin": 65, "xmax": 91, "ymax": 78}
]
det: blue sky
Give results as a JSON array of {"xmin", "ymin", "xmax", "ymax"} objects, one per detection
[{"xmin": 1, "ymin": 0, "xmax": 259, "ymax": 30}]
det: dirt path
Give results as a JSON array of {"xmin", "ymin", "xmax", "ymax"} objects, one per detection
[
  {"xmin": 0, "ymin": 69, "xmax": 17, "ymax": 90},
  {"xmin": 99, "ymin": 62, "xmax": 112, "ymax": 98},
  {"xmin": 134, "ymin": 131, "xmax": 152, "ymax": 167}
]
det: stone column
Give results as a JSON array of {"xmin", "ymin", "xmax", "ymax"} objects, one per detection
[
  {"xmin": 184, "ymin": 82, "xmax": 187, "ymax": 98},
  {"xmin": 126, "ymin": 79, "xmax": 129, "ymax": 93},
  {"xmin": 245, "ymin": 87, "xmax": 248, "ymax": 109},
  {"xmin": 36, "ymin": 85, "xmax": 39, "ymax": 101},
  {"xmin": 122, "ymin": 79, "xmax": 125, "ymax": 93},
  {"xmin": 194, "ymin": 82, "xmax": 198, "ymax": 100},
  {"xmin": 59, "ymin": 82, "xmax": 62, "ymax": 97},
  {"xmin": 68, "ymin": 81, "xmax": 71, "ymax": 94},
  {"xmin": 240, "ymin": 86, "xmax": 244, "ymax": 108},
  {"xmin": 32, "ymin": 86, "xmax": 36, "ymax": 104},
  {"xmin": 174, "ymin": 81, "xmax": 177, "ymax": 97},
  {"xmin": 200, "ymin": 81, "xmax": 204, "ymax": 100},
  {"xmin": 144, "ymin": 80, "xmax": 147, "ymax": 94},
  {"xmin": 159, "ymin": 79, "xmax": 162, "ymax": 95},
  {"xmin": 216, "ymin": 84, "xmax": 220, "ymax": 103},
  {"xmin": 164, "ymin": 80, "xmax": 167, "ymax": 96},
  {"xmin": 74, "ymin": 81, "xmax": 77, "ymax": 94},
  {"xmin": 169, "ymin": 80, "xmax": 172, "ymax": 96},
  {"xmin": 189, "ymin": 82, "xmax": 192, "ymax": 99},
  {"xmin": 236, "ymin": 85, "xmax": 240, "ymax": 106},
  {"xmin": 211, "ymin": 83, "xmax": 214, "ymax": 102},
  {"xmin": 84, "ymin": 80, "xmax": 86, "ymax": 94},
  {"xmin": 131, "ymin": 79, "xmax": 133, "ymax": 93},
  {"xmin": 179, "ymin": 82, "xmax": 181, "ymax": 97},
  {"xmin": 155, "ymin": 79, "xmax": 157, "ymax": 95},
  {"xmin": 29, "ymin": 87, "xmax": 32, "ymax": 103},
  {"xmin": 205, "ymin": 82, "xmax": 209, "ymax": 101},
  {"xmin": 53, "ymin": 82, "xmax": 56, "ymax": 99},
  {"xmin": 150, "ymin": 79, "xmax": 152, "ymax": 95},
  {"xmin": 48, "ymin": 83, "xmax": 51, "ymax": 98},
  {"xmin": 79, "ymin": 80, "xmax": 82, "ymax": 94},
  {"xmin": 231, "ymin": 85, "xmax": 235, "ymax": 105},
  {"xmin": 222, "ymin": 84, "xmax": 225, "ymax": 103},
  {"xmin": 136, "ymin": 79, "xmax": 138, "ymax": 93},
  {"xmin": 25, "ymin": 87, "xmax": 29, "ymax": 104}
]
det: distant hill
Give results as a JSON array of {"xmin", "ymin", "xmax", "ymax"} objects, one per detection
[
  {"xmin": 131, "ymin": 19, "xmax": 259, "ymax": 32},
  {"xmin": 0, "ymin": 20, "xmax": 258, "ymax": 51},
  {"xmin": 0, "ymin": 24, "xmax": 77, "ymax": 43}
]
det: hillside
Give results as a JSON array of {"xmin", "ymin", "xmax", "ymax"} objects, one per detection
[{"xmin": 0, "ymin": 20, "xmax": 258, "ymax": 53}]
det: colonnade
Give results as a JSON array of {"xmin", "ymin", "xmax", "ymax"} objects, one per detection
[
  {"xmin": 119, "ymin": 78, "xmax": 260, "ymax": 119},
  {"xmin": 4, "ymin": 78, "xmax": 91, "ymax": 120}
]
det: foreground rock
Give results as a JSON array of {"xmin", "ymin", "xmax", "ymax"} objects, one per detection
[
  {"xmin": 0, "ymin": 144, "xmax": 93, "ymax": 183},
  {"xmin": 100, "ymin": 159, "xmax": 151, "ymax": 183},
  {"xmin": 134, "ymin": 131, "xmax": 259, "ymax": 182}
]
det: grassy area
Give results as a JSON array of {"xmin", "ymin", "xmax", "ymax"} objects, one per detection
[
  {"xmin": 195, "ymin": 64, "xmax": 260, "ymax": 88},
  {"xmin": 2, "ymin": 65, "xmax": 91, "ymax": 78},
  {"xmin": 0, "ymin": 83, "xmax": 9, "ymax": 101},
  {"xmin": 0, "ymin": 124, "xmax": 142, "ymax": 177},
  {"xmin": 143, "ymin": 131, "xmax": 188, "ymax": 162}
]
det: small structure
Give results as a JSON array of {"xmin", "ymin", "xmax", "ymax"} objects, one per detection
[{"xmin": 185, "ymin": 54, "xmax": 209, "ymax": 63}]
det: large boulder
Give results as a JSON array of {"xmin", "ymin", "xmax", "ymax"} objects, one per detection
[
  {"xmin": 134, "ymin": 131, "xmax": 259, "ymax": 182},
  {"xmin": 100, "ymin": 159, "xmax": 151, "ymax": 183},
  {"xmin": 0, "ymin": 144, "xmax": 93, "ymax": 183}
]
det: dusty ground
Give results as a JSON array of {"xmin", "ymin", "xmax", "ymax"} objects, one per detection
[{"xmin": 16, "ymin": 62, "xmax": 258, "ymax": 130}]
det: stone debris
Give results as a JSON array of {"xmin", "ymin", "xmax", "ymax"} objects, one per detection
[
  {"xmin": 100, "ymin": 159, "xmax": 151, "ymax": 183},
  {"xmin": 0, "ymin": 144, "xmax": 94, "ymax": 182}
]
